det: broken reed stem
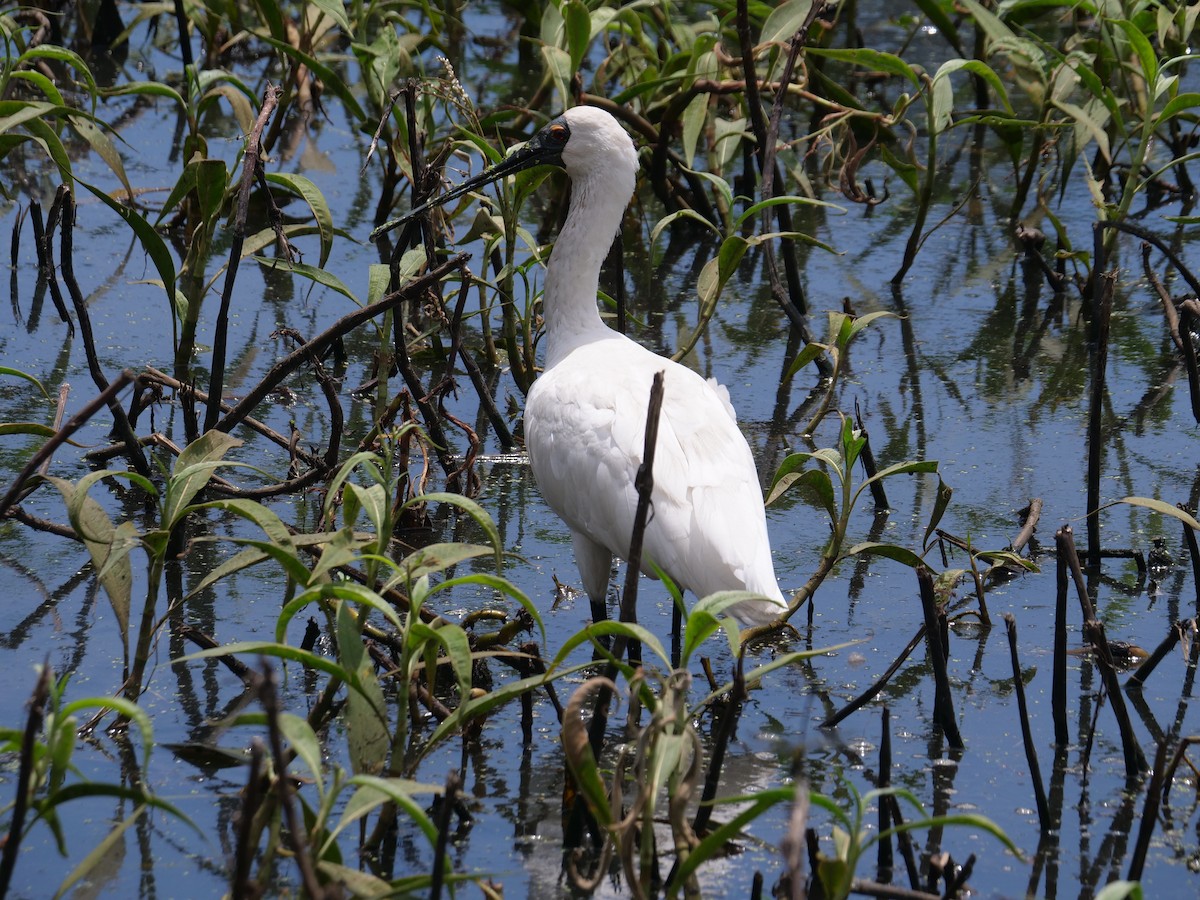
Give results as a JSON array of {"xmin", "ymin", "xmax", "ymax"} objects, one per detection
[
  {"xmin": 855, "ymin": 402, "xmax": 888, "ymax": 510},
  {"xmin": 1143, "ymin": 242, "xmax": 1200, "ymax": 423},
  {"xmin": 1127, "ymin": 621, "xmax": 1183, "ymax": 687},
  {"xmin": 1053, "ymin": 527, "xmax": 1070, "ymax": 745},
  {"xmin": 567, "ymin": 371, "xmax": 666, "ymax": 848},
  {"xmin": 877, "ymin": 705, "xmax": 894, "ymax": 879},
  {"xmin": 1003, "ymin": 614, "xmax": 1050, "ymax": 833},
  {"xmin": 260, "ymin": 661, "xmax": 327, "ymax": 899},
  {"xmin": 230, "ymin": 739, "xmax": 266, "ymax": 900},
  {"xmin": 214, "ymin": 253, "xmax": 467, "ymax": 433},
  {"xmin": 59, "ymin": 189, "xmax": 152, "ymax": 479},
  {"xmin": 206, "ymin": 84, "xmax": 284, "ymax": 433},
  {"xmin": 1057, "ymin": 524, "xmax": 1097, "ymax": 621},
  {"xmin": 429, "ymin": 770, "xmax": 461, "ymax": 900},
  {"xmin": 917, "ymin": 567, "xmax": 963, "ymax": 749},
  {"xmin": 617, "ymin": 369, "xmax": 666, "ymax": 666},
  {"xmin": 1127, "ymin": 739, "xmax": 1171, "ymax": 882},
  {"xmin": 0, "ymin": 663, "xmax": 50, "ymax": 897},
  {"xmin": 1082, "ymin": 620, "xmax": 1147, "ymax": 777},
  {"xmin": 887, "ymin": 793, "xmax": 922, "ymax": 891},
  {"xmin": 821, "ymin": 627, "xmax": 925, "ymax": 728},
  {"xmin": 1086, "ymin": 252, "xmax": 1115, "ymax": 569},
  {"xmin": 692, "ymin": 654, "xmax": 746, "ymax": 836},
  {"xmin": 1182, "ymin": 507, "xmax": 1200, "ymax": 614}
]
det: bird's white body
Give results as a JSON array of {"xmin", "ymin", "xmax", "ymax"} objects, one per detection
[{"xmin": 522, "ymin": 106, "xmax": 787, "ymax": 626}]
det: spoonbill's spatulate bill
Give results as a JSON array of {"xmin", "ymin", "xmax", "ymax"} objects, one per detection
[{"xmin": 377, "ymin": 106, "xmax": 788, "ymax": 626}]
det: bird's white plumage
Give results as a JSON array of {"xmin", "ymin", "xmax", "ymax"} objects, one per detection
[{"xmin": 522, "ymin": 106, "xmax": 788, "ymax": 626}]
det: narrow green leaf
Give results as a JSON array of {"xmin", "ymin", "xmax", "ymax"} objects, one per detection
[
  {"xmin": 1116, "ymin": 496, "xmax": 1200, "ymax": 531},
  {"xmin": 807, "ymin": 47, "xmax": 920, "ymax": 87},
  {"xmin": 264, "ymin": 172, "xmax": 336, "ymax": 267}
]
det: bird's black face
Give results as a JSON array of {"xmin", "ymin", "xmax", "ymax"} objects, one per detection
[{"xmin": 370, "ymin": 115, "xmax": 572, "ymax": 242}]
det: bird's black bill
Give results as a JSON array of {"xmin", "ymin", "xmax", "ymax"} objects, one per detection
[{"xmin": 369, "ymin": 116, "xmax": 571, "ymax": 243}]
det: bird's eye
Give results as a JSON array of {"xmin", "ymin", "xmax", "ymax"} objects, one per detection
[{"xmin": 549, "ymin": 124, "xmax": 568, "ymax": 143}]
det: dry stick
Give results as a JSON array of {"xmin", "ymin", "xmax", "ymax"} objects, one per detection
[
  {"xmin": 0, "ymin": 663, "xmax": 50, "ymax": 897},
  {"xmin": 1099, "ymin": 220, "xmax": 1200, "ymax": 420},
  {"xmin": 429, "ymin": 770, "xmax": 461, "ymax": 900},
  {"xmin": 1083, "ymin": 619, "xmax": 1147, "ymax": 777},
  {"xmin": 37, "ymin": 384, "xmax": 70, "ymax": 478},
  {"xmin": 567, "ymin": 372, "xmax": 667, "ymax": 848},
  {"xmin": 877, "ymin": 705, "xmax": 894, "ymax": 879},
  {"xmin": 230, "ymin": 739, "xmax": 265, "ymax": 900},
  {"xmin": 1143, "ymin": 242, "xmax": 1200, "ymax": 424},
  {"xmin": 1086, "ymin": 235, "xmax": 1116, "ymax": 568},
  {"xmin": 0, "ymin": 370, "xmax": 139, "ymax": 517},
  {"xmin": 1126, "ymin": 621, "xmax": 1183, "ymax": 687},
  {"xmin": 214, "ymin": 254, "xmax": 467, "ymax": 433},
  {"xmin": 691, "ymin": 654, "xmax": 747, "ymax": 836},
  {"xmin": 205, "ymin": 85, "xmax": 284, "ymax": 433},
  {"xmin": 735, "ymin": 0, "xmax": 802, "ymax": 327},
  {"xmin": 987, "ymin": 498, "xmax": 1043, "ymax": 587},
  {"xmin": 60, "ymin": 190, "xmax": 153, "ymax": 479},
  {"xmin": 883, "ymin": 794, "xmax": 922, "ymax": 893},
  {"xmin": 1126, "ymin": 739, "xmax": 1170, "ymax": 883},
  {"xmin": 1052, "ymin": 527, "xmax": 1071, "ymax": 745},
  {"xmin": 1059, "ymin": 524, "xmax": 1098, "ymax": 621},
  {"xmin": 847, "ymin": 880, "xmax": 941, "ymax": 900},
  {"xmin": 855, "ymin": 400, "xmax": 888, "ymax": 509},
  {"xmin": 442, "ymin": 273, "xmax": 515, "ymax": 450},
  {"xmin": 1129, "ymin": 737, "xmax": 1198, "ymax": 881},
  {"xmin": 1003, "ymin": 614, "xmax": 1050, "ymax": 833},
  {"xmin": 390, "ymin": 299, "xmax": 459, "ymax": 483},
  {"xmin": 821, "ymin": 627, "xmax": 925, "ymax": 728},
  {"xmin": 617, "ymin": 370, "xmax": 666, "ymax": 666},
  {"xmin": 778, "ymin": 777, "xmax": 809, "ymax": 900},
  {"xmin": 917, "ymin": 567, "xmax": 963, "ymax": 749},
  {"xmin": 1182, "ymin": 505, "xmax": 1200, "ymax": 615},
  {"xmin": 141, "ymin": 366, "xmax": 322, "ymax": 466},
  {"xmin": 260, "ymin": 661, "xmax": 329, "ymax": 899},
  {"xmin": 32, "ymin": 192, "xmax": 74, "ymax": 332}
]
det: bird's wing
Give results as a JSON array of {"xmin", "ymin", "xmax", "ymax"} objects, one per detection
[{"xmin": 525, "ymin": 337, "xmax": 783, "ymax": 608}]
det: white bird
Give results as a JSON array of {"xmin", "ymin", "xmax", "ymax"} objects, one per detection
[{"xmin": 377, "ymin": 106, "xmax": 788, "ymax": 626}]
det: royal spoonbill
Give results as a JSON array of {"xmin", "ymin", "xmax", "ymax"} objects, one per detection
[{"xmin": 376, "ymin": 105, "xmax": 789, "ymax": 627}]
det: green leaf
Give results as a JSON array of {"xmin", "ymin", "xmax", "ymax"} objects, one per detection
[
  {"xmin": 562, "ymin": 0, "xmax": 592, "ymax": 73},
  {"xmin": 1115, "ymin": 496, "xmax": 1200, "ymax": 531},
  {"xmin": 346, "ymin": 658, "xmax": 389, "ymax": 775},
  {"xmin": 766, "ymin": 456, "xmax": 837, "ymax": 517},
  {"xmin": 163, "ymin": 432, "xmax": 244, "ymax": 528},
  {"xmin": 70, "ymin": 117, "xmax": 133, "ymax": 199},
  {"xmin": 1114, "ymin": 19, "xmax": 1159, "ymax": 87},
  {"xmin": 308, "ymin": 0, "xmax": 351, "ymax": 33},
  {"xmin": 396, "ymin": 543, "xmax": 494, "ymax": 584},
  {"xmin": 264, "ymin": 172, "xmax": 335, "ymax": 267},
  {"xmin": 277, "ymin": 582, "xmax": 404, "ymax": 642},
  {"xmin": 0, "ymin": 367, "xmax": 42, "ymax": 408},
  {"xmin": 761, "ymin": 0, "xmax": 816, "ymax": 45},
  {"xmin": 406, "ymin": 492, "xmax": 505, "ymax": 570},
  {"xmin": 844, "ymin": 542, "xmax": 928, "ymax": 568},
  {"xmin": 74, "ymin": 173, "xmax": 177, "ymax": 309},
  {"xmin": 278, "ymin": 714, "xmax": 326, "ymax": 797},
  {"xmin": 807, "ymin": 47, "xmax": 921, "ymax": 87},
  {"xmin": 44, "ymin": 476, "xmax": 133, "ymax": 653}
]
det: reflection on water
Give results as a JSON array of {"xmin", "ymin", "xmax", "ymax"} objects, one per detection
[{"xmin": 2, "ymin": 14, "xmax": 1199, "ymax": 900}]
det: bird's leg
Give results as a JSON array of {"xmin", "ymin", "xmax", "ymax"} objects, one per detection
[{"xmin": 571, "ymin": 531, "xmax": 614, "ymax": 651}]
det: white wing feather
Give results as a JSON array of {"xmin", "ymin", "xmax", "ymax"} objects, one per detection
[{"xmin": 525, "ymin": 334, "xmax": 786, "ymax": 624}]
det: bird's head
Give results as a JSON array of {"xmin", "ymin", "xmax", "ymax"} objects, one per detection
[{"xmin": 371, "ymin": 106, "xmax": 637, "ymax": 242}]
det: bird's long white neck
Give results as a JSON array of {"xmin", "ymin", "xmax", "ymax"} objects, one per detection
[{"xmin": 541, "ymin": 168, "xmax": 634, "ymax": 367}]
